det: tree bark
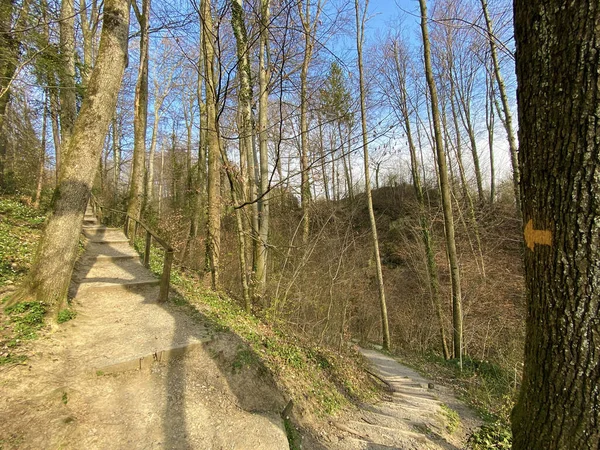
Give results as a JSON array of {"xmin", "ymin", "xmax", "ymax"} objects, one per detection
[
  {"xmin": 231, "ymin": 0, "xmax": 257, "ymax": 296},
  {"xmin": 15, "ymin": 0, "xmax": 129, "ymax": 312},
  {"xmin": 59, "ymin": 0, "xmax": 77, "ymax": 165},
  {"xmin": 202, "ymin": 0, "xmax": 222, "ymax": 289},
  {"xmin": 511, "ymin": 1, "xmax": 600, "ymax": 447},
  {"xmin": 34, "ymin": 92, "xmax": 48, "ymax": 208},
  {"xmin": 255, "ymin": 0, "xmax": 271, "ymax": 300},
  {"xmin": 355, "ymin": 0, "xmax": 391, "ymax": 351},
  {"xmin": 127, "ymin": 0, "xmax": 150, "ymax": 221},
  {"xmin": 419, "ymin": 0, "xmax": 463, "ymax": 362}
]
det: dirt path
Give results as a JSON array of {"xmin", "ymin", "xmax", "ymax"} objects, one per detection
[
  {"xmin": 322, "ymin": 348, "xmax": 481, "ymax": 450},
  {"xmin": 0, "ymin": 211, "xmax": 289, "ymax": 450}
]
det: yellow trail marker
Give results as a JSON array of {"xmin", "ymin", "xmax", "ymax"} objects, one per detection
[{"xmin": 524, "ymin": 219, "xmax": 552, "ymax": 251}]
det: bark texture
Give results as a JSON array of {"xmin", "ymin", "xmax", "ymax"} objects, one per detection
[
  {"xmin": 127, "ymin": 0, "xmax": 150, "ymax": 220},
  {"xmin": 202, "ymin": 0, "xmax": 222, "ymax": 289},
  {"xmin": 255, "ymin": 0, "xmax": 271, "ymax": 299},
  {"xmin": 22, "ymin": 0, "xmax": 130, "ymax": 311},
  {"xmin": 59, "ymin": 0, "xmax": 77, "ymax": 159},
  {"xmin": 512, "ymin": 1, "xmax": 600, "ymax": 448}
]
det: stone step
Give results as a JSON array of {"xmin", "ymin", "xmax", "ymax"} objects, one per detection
[
  {"xmin": 88, "ymin": 254, "xmax": 139, "ymax": 262},
  {"xmin": 77, "ymin": 279, "xmax": 160, "ymax": 293},
  {"xmin": 93, "ymin": 341, "xmax": 211, "ymax": 375},
  {"xmin": 88, "ymin": 238, "xmax": 130, "ymax": 244}
]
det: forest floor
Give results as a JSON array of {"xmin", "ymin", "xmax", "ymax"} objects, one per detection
[{"xmin": 0, "ymin": 203, "xmax": 480, "ymax": 449}]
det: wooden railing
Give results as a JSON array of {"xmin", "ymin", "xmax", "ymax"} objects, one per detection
[{"xmin": 89, "ymin": 196, "xmax": 174, "ymax": 303}]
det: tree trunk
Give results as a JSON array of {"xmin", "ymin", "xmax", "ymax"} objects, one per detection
[
  {"xmin": 390, "ymin": 41, "xmax": 449, "ymax": 359},
  {"xmin": 127, "ymin": 0, "xmax": 150, "ymax": 221},
  {"xmin": 419, "ymin": 0, "xmax": 463, "ymax": 363},
  {"xmin": 14, "ymin": 0, "xmax": 129, "ymax": 312},
  {"xmin": 318, "ymin": 115, "xmax": 330, "ymax": 201},
  {"xmin": 511, "ymin": 1, "xmax": 600, "ymax": 447},
  {"xmin": 231, "ymin": 0, "xmax": 257, "ymax": 294},
  {"xmin": 480, "ymin": 0, "xmax": 520, "ymax": 215},
  {"xmin": 355, "ymin": 0, "xmax": 391, "ymax": 351},
  {"xmin": 298, "ymin": 0, "xmax": 321, "ymax": 245},
  {"xmin": 34, "ymin": 93, "xmax": 48, "ymax": 208},
  {"xmin": 202, "ymin": 0, "xmax": 222, "ymax": 289},
  {"xmin": 486, "ymin": 68, "xmax": 495, "ymax": 204},
  {"xmin": 59, "ymin": 0, "xmax": 77, "ymax": 165},
  {"xmin": 255, "ymin": 0, "xmax": 271, "ymax": 300}
]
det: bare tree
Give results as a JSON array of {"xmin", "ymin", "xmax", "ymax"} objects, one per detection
[
  {"xmin": 355, "ymin": 0, "xmax": 390, "ymax": 351},
  {"xmin": 419, "ymin": 0, "xmax": 463, "ymax": 362}
]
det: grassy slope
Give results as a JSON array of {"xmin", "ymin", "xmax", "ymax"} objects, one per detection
[{"xmin": 0, "ymin": 197, "xmax": 48, "ymax": 365}]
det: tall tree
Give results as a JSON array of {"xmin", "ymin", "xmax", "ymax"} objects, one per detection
[
  {"xmin": 231, "ymin": 0, "xmax": 259, "ymax": 294},
  {"xmin": 480, "ymin": 0, "xmax": 520, "ymax": 214},
  {"xmin": 201, "ymin": 0, "xmax": 222, "ymax": 289},
  {"xmin": 419, "ymin": 0, "xmax": 463, "ymax": 362},
  {"xmin": 127, "ymin": 0, "xmax": 150, "ymax": 221},
  {"xmin": 382, "ymin": 37, "xmax": 450, "ymax": 359},
  {"xmin": 255, "ymin": 0, "xmax": 271, "ymax": 299},
  {"xmin": 297, "ymin": 0, "xmax": 322, "ymax": 244},
  {"xmin": 58, "ymin": 0, "xmax": 77, "ymax": 169},
  {"xmin": 12, "ymin": 0, "xmax": 130, "ymax": 312},
  {"xmin": 355, "ymin": 0, "xmax": 390, "ymax": 351},
  {"xmin": 511, "ymin": 1, "xmax": 600, "ymax": 447}
]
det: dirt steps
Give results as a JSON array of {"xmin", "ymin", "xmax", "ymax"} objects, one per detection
[
  {"xmin": 0, "ymin": 206, "xmax": 291, "ymax": 449},
  {"xmin": 324, "ymin": 348, "xmax": 480, "ymax": 449}
]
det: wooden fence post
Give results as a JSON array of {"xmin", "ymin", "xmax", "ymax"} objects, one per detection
[
  {"xmin": 144, "ymin": 231, "xmax": 152, "ymax": 268},
  {"xmin": 159, "ymin": 250, "xmax": 174, "ymax": 303}
]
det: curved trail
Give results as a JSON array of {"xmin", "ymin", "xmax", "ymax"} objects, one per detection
[{"xmin": 324, "ymin": 349, "xmax": 481, "ymax": 450}]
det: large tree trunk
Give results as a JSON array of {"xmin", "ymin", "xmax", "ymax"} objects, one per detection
[
  {"xmin": 59, "ymin": 0, "xmax": 77, "ymax": 165},
  {"xmin": 419, "ymin": 0, "xmax": 463, "ymax": 362},
  {"xmin": 231, "ymin": 0, "xmax": 257, "ymax": 297},
  {"xmin": 355, "ymin": 0, "xmax": 391, "ymax": 351},
  {"xmin": 511, "ymin": 1, "xmax": 600, "ymax": 447},
  {"xmin": 15, "ymin": 0, "xmax": 129, "ymax": 312},
  {"xmin": 254, "ymin": 0, "xmax": 270, "ymax": 300},
  {"xmin": 127, "ymin": 0, "xmax": 150, "ymax": 221},
  {"xmin": 202, "ymin": 0, "xmax": 222, "ymax": 289}
]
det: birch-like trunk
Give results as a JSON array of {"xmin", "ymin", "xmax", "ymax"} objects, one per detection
[
  {"xmin": 355, "ymin": 0, "xmax": 391, "ymax": 351},
  {"xmin": 480, "ymin": 0, "xmax": 520, "ymax": 215},
  {"xmin": 419, "ymin": 0, "xmax": 463, "ymax": 363}
]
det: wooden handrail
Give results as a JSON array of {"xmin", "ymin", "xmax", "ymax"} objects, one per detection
[{"xmin": 89, "ymin": 195, "xmax": 173, "ymax": 302}]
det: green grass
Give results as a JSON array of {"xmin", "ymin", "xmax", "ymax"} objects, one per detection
[
  {"xmin": 440, "ymin": 403, "xmax": 461, "ymax": 434},
  {"xmin": 0, "ymin": 198, "xmax": 46, "ymax": 286},
  {"xmin": 158, "ymin": 267, "xmax": 379, "ymax": 418},
  {"xmin": 57, "ymin": 308, "xmax": 77, "ymax": 324},
  {"xmin": 0, "ymin": 197, "xmax": 49, "ymax": 365},
  {"xmin": 4, "ymin": 301, "xmax": 47, "ymax": 345},
  {"xmin": 397, "ymin": 351, "xmax": 516, "ymax": 448}
]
